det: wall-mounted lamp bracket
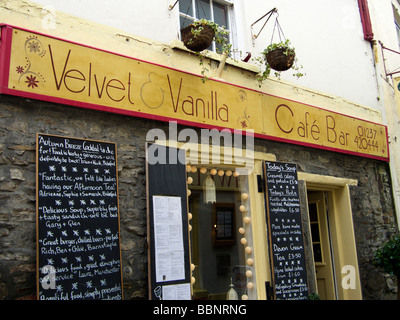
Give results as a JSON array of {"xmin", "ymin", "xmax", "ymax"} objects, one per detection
[
  {"xmin": 169, "ymin": 0, "xmax": 179, "ymax": 11},
  {"xmin": 251, "ymin": 8, "xmax": 278, "ymax": 47},
  {"xmin": 378, "ymin": 40, "xmax": 400, "ymax": 79}
]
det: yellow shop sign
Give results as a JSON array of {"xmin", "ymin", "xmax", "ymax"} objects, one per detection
[{"xmin": 0, "ymin": 26, "xmax": 389, "ymax": 161}]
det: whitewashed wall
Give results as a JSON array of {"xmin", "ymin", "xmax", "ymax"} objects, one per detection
[
  {"xmin": 242, "ymin": 0, "xmax": 381, "ymax": 110},
  {"xmin": 31, "ymin": 0, "xmax": 179, "ymax": 44}
]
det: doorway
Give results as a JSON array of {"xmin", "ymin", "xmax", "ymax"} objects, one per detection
[
  {"xmin": 187, "ymin": 166, "xmax": 256, "ymax": 300},
  {"xmin": 307, "ymin": 191, "xmax": 336, "ymax": 300}
]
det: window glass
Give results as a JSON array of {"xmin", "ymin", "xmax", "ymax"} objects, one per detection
[
  {"xmin": 179, "ymin": 0, "xmax": 193, "ymax": 17},
  {"xmin": 187, "ymin": 166, "xmax": 256, "ymax": 300},
  {"xmin": 396, "ymin": 22, "xmax": 400, "ymax": 49},
  {"xmin": 393, "ymin": 5, "xmax": 400, "ymax": 49},
  {"xmin": 213, "ymin": 2, "xmax": 228, "ymax": 28},
  {"xmin": 196, "ymin": 0, "xmax": 211, "ymax": 20},
  {"xmin": 308, "ymin": 202, "xmax": 323, "ymax": 263}
]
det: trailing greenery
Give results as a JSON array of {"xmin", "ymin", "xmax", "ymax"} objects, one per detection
[
  {"xmin": 254, "ymin": 39, "xmax": 304, "ymax": 85},
  {"xmin": 373, "ymin": 236, "xmax": 400, "ymax": 276},
  {"xmin": 307, "ymin": 292, "xmax": 321, "ymax": 300},
  {"xmin": 184, "ymin": 19, "xmax": 232, "ymax": 82},
  {"xmin": 373, "ymin": 235, "xmax": 400, "ymax": 299}
]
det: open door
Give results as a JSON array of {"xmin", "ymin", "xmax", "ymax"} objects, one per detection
[
  {"xmin": 307, "ymin": 191, "xmax": 336, "ymax": 300},
  {"xmin": 187, "ymin": 167, "xmax": 254, "ymax": 300}
]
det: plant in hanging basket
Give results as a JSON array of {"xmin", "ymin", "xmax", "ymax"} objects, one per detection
[
  {"xmin": 181, "ymin": 19, "xmax": 230, "ymax": 53},
  {"xmin": 265, "ymin": 43, "xmax": 295, "ymax": 72},
  {"xmin": 181, "ymin": 22, "xmax": 215, "ymax": 52},
  {"xmin": 254, "ymin": 39, "xmax": 304, "ymax": 85}
]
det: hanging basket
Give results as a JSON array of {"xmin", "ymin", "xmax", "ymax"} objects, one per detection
[
  {"xmin": 265, "ymin": 48, "xmax": 295, "ymax": 71},
  {"xmin": 181, "ymin": 24, "xmax": 215, "ymax": 52}
]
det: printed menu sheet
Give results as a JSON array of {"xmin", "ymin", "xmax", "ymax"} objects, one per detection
[{"xmin": 152, "ymin": 196, "xmax": 185, "ymax": 283}]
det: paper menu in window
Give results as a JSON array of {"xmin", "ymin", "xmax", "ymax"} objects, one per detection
[
  {"xmin": 162, "ymin": 283, "xmax": 191, "ymax": 300},
  {"xmin": 152, "ymin": 196, "xmax": 185, "ymax": 282}
]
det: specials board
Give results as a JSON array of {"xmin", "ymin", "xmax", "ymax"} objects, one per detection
[
  {"xmin": 36, "ymin": 134, "xmax": 123, "ymax": 300},
  {"xmin": 264, "ymin": 161, "xmax": 309, "ymax": 300}
]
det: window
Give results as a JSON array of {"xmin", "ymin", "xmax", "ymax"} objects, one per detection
[
  {"xmin": 213, "ymin": 203, "xmax": 235, "ymax": 246},
  {"xmin": 308, "ymin": 202, "xmax": 322, "ymax": 263},
  {"xmin": 393, "ymin": 5, "xmax": 400, "ymax": 49},
  {"xmin": 179, "ymin": 0, "xmax": 233, "ymax": 53},
  {"xmin": 396, "ymin": 22, "xmax": 400, "ymax": 49}
]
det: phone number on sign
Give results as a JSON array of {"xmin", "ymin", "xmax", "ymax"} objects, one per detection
[{"xmin": 354, "ymin": 126, "xmax": 379, "ymax": 152}]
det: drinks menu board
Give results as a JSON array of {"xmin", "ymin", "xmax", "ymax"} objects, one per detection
[
  {"xmin": 36, "ymin": 134, "xmax": 123, "ymax": 300},
  {"xmin": 264, "ymin": 161, "xmax": 309, "ymax": 300}
]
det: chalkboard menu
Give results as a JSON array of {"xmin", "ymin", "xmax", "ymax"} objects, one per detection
[
  {"xmin": 264, "ymin": 161, "xmax": 309, "ymax": 300},
  {"xmin": 36, "ymin": 134, "xmax": 123, "ymax": 300}
]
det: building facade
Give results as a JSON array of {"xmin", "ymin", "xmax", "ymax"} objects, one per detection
[{"xmin": 0, "ymin": 0, "xmax": 398, "ymax": 300}]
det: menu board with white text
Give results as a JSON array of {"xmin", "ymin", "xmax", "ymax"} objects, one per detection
[
  {"xmin": 264, "ymin": 161, "xmax": 309, "ymax": 300},
  {"xmin": 36, "ymin": 134, "xmax": 123, "ymax": 300}
]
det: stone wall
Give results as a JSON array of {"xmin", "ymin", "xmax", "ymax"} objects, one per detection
[
  {"xmin": 0, "ymin": 95, "xmax": 156, "ymax": 299},
  {"xmin": 0, "ymin": 95, "xmax": 398, "ymax": 299}
]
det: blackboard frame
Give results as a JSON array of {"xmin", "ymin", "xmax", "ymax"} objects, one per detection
[
  {"xmin": 146, "ymin": 143, "xmax": 192, "ymax": 300},
  {"xmin": 36, "ymin": 133, "xmax": 123, "ymax": 300},
  {"xmin": 263, "ymin": 161, "xmax": 309, "ymax": 300}
]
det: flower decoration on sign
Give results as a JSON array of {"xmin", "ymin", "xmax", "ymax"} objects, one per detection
[
  {"xmin": 16, "ymin": 35, "xmax": 47, "ymax": 89},
  {"xmin": 25, "ymin": 75, "xmax": 39, "ymax": 89},
  {"xmin": 16, "ymin": 66, "xmax": 24, "ymax": 74},
  {"xmin": 27, "ymin": 40, "xmax": 41, "ymax": 53},
  {"xmin": 236, "ymin": 90, "xmax": 251, "ymax": 130}
]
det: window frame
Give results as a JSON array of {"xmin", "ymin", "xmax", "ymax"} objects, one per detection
[{"xmin": 394, "ymin": 9, "xmax": 400, "ymax": 50}]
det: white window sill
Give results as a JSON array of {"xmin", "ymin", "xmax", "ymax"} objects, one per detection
[{"xmin": 169, "ymin": 40, "xmax": 260, "ymax": 75}]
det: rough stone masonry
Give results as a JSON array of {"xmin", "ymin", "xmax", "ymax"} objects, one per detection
[{"xmin": 0, "ymin": 95, "xmax": 398, "ymax": 299}]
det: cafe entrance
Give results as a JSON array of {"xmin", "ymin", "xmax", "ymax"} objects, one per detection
[
  {"xmin": 187, "ymin": 166, "xmax": 257, "ymax": 300},
  {"xmin": 307, "ymin": 191, "xmax": 336, "ymax": 300},
  {"xmin": 147, "ymin": 142, "xmax": 363, "ymax": 300},
  {"xmin": 302, "ymin": 174, "xmax": 363, "ymax": 300}
]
